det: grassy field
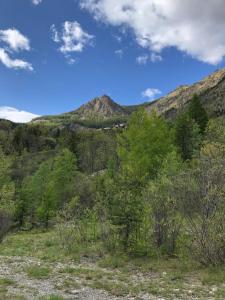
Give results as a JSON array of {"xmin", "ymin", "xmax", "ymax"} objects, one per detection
[{"xmin": 0, "ymin": 231, "xmax": 224, "ymax": 299}]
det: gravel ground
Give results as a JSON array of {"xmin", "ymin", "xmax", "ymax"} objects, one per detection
[
  {"xmin": 0, "ymin": 256, "xmax": 163, "ymax": 300},
  {"xmin": 0, "ymin": 255, "xmax": 222, "ymax": 300}
]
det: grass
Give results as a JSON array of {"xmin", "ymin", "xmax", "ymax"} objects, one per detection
[
  {"xmin": 0, "ymin": 230, "xmax": 102, "ymax": 262},
  {"xmin": 88, "ymin": 280, "xmax": 131, "ymax": 297},
  {"xmin": 200, "ymin": 267, "xmax": 225, "ymax": 285},
  {"xmin": 39, "ymin": 296, "xmax": 64, "ymax": 300},
  {"xmin": 0, "ymin": 278, "xmax": 22, "ymax": 300},
  {"xmin": 98, "ymin": 254, "xmax": 128, "ymax": 269},
  {"xmin": 0, "ymin": 277, "xmax": 15, "ymax": 286},
  {"xmin": 0, "ymin": 231, "xmax": 62, "ymax": 261},
  {"xmin": 1, "ymin": 230, "xmax": 225, "ymax": 299},
  {"xmin": 26, "ymin": 265, "xmax": 51, "ymax": 279},
  {"xmin": 59, "ymin": 266, "xmax": 105, "ymax": 281}
]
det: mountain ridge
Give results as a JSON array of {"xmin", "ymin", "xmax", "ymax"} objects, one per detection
[
  {"xmin": 2, "ymin": 67, "xmax": 225, "ymax": 126},
  {"xmin": 145, "ymin": 67, "xmax": 225, "ymax": 118},
  {"xmin": 33, "ymin": 67, "xmax": 225, "ymax": 126}
]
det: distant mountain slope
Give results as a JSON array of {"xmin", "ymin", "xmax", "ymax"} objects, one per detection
[
  {"xmin": 74, "ymin": 95, "xmax": 129, "ymax": 120},
  {"xmin": 145, "ymin": 68, "xmax": 225, "ymax": 118},
  {"xmin": 33, "ymin": 95, "xmax": 132, "ymax": 127},
  {"xmin": 31, "ymin": 67, "xmax": 225, "ymax": 128}
]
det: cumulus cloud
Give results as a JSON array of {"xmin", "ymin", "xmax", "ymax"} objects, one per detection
[
  {"xmin": 0, "ymin": 107, "xmax": 40, "ymax": 123},
  {"xmin": 142, "ymin": 88, "xmax": 162, "ymax": 101},
  {"xmin": 32, "ymin": 0, "xmax": 42, "ymax": 5},
  {"xmin": 80, "ymin": 0, "xmax": 225, "ymax": 64},
  {"xmin": 51, "ymin": 21, "xmax": 94, "ymax": 54},
  {"xmin": 0, "ymin": 28, "xmax": 30, "ymax": 52},
  {"xmin": 0, "ymin": 28, "xmax": 32, "ymax": 71},
  {"xmin": 0, "ymin": 48, "xmax": 33, "ymax": 71}
]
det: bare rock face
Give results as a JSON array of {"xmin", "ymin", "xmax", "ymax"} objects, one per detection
[
  {"xmin": 74, "ymin": 95, "xmax": 129, "ymax": 120},
  {"xmin": 145, "ymin": 67, "xmax": 225, "ymax": 118}
]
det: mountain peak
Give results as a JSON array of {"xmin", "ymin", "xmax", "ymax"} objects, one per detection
[{"xmin": 74, "ymin": 95, "xmax": 128, "ymax": 119}]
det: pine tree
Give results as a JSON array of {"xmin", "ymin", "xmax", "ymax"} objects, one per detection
[
  {"xmin": 188, "ymin": 94, "xmax": 209, "ymax": 134},
  {"xmin": 175, "ymin": 113, "xmax": 201, "ymax": 160}
]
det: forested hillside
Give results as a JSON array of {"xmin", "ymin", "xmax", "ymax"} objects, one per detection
[{"xmin": 1, "ymin": 92, "xmax": 225, "ymax": 299}]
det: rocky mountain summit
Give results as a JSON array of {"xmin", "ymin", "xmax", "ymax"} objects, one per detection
[{"xmin": 73, "ymin": 95, "xmax": 129, "ymax": 120}]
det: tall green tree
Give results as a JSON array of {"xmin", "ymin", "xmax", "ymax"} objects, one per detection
[
  {"xmin": 18, "ymin": 160, "xmax": 52, "ymax": 227},
  {"xmin": 118, "ymin": 109, "xmax": 176, "ymax": 183},
  {"xmin": 188, "ymin": 94, "xmax": 208, "ymax": 134},
  {"xmin": 175, "ymin": 113, "xmax": 201, "ymax": 160}
]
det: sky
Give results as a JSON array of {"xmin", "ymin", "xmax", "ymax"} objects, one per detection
[{"xmin": 0, "ymin": 0, "xmax": 225, "ymax": 122}]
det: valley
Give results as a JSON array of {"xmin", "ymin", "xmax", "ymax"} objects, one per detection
[{"xmin": 0, "ymin": 67, "xmax": 225, "ymax": 300}]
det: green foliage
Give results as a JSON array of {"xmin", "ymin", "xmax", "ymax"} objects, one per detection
[
  {"xmin": 144, "ymin": 152, "xmax": 182, "ymax": 255},
  {"xmin": 175, "ymin": 95, "xmax": 208, "ymax": 161},
  {"xmin": 75, "ymin": 130, "xmax": 117, "ymax": 174},
  {"xmin": 0, "ymin": 147, "xmax": 15, "ymax": 241},
  {"xmin": 173, "ymin": 150, "xmax": 225, "ymax": 266},
  {"xmin": 1, "ymin": 100, "xmax": 225, "ymax": 269},
  {"xmin": 175, "ymin": 113, "xmax": 201, "ymax": 160},
  {"xmin": 118, "ymin": 109, "xmax": 175, "ymax": 182},
  {"xmin": 18, "ymin": 149, "xmax": 78, "ymax": 228},
  {"xmin": 188, "ymin": 94, "xmax": 209, "ymax": 134}
]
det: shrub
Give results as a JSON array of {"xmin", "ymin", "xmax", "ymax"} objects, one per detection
[{"xmin": 174, "ymin": 153, "xmax": 225, "ymax": 266}]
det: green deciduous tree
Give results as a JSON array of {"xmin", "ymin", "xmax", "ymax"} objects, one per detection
[{"xmin": 118, "ymin": 109, "xmax": 176, "ymax": 183}]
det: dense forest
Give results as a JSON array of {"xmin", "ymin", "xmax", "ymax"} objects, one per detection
[{"xmin": 1, "ymin": 94, "xmax": 225, "ymax": 269}]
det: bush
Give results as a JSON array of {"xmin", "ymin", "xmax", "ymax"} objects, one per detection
[{"xmin": 174, "ymin": 153, "xmax": 225, "ymax": 266}]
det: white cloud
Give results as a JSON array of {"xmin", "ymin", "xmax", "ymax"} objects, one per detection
[
  {"xmin": 80, "ymin": 0, "xmax": 225, "ymax": 64},
  {"xmin": 32, "ymin": 0, "xmax": 42, "ymax": 5},
  {"xmin": 142, "ymin": 88, "xmax": 162, "ymax": 101},
  {"xmin": 115, "ymin": 49, "xmax": 123, "ymax": 58},
  {"xmin": 150, "ymin": 52, "xmax": 162, "ymax": 63},
  {"xmin": 136, "ymin": 52, "xmax": 162, "ymax": 65},
  {"xmin": 0, "ymin": 107, "xmax": 40, "ymax": 123},
  {"xmin": 0, "ymin": 28, "xmax": 32, "ymax": 71},
  {"xmin": 0, "ymin": 48, "xmax": 33, "ymax": 71},
  {"xmin": 65, "ymin": 55, "xmax": 77, "ymax": 65},
  {"xmin": 0, "ymin": 28, "xmax": 30, "ymax": 52},
  {"xmin": 136, "ymin": 54, "xmax": 148, "ymax": 65},
  {"xmin": 51, "ymin": 21, "xmax": 94, "ymax": 54}
]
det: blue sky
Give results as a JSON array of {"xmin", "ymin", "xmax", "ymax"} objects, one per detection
[{"xmin": 0, "ymin": 0, "xmax": 225, "ymax": 121}]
